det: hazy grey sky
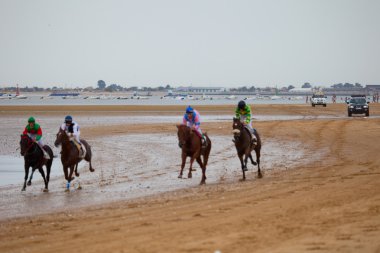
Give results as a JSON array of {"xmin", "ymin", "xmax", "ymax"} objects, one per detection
[{"xmin": 0, "ymin": 0, "xmax": 379, "ymax": 88}]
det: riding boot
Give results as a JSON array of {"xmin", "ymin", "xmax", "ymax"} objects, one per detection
[
  {"xmin": 43, "ymin": 150, "xmax": 50, "ymax": 160},
  {"xmin": 201, "ymin": 136, "xmax": 207, "ymax": 148},
  {"xmin": 38, "ymin": 144, "xmax": 50, "ymax": 159}
]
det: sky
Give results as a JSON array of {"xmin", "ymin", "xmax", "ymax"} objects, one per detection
[{"xmin": 0, "ymin": 0, "xmax": 379, "ymax": 88}]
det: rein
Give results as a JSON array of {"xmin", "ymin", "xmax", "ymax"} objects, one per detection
[{"xmin": 21, "ymin": 136, "xmax": 37, "ymax": 155}]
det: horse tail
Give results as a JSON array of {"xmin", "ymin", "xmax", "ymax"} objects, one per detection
[
  {"xmin": 203, "ymin": 135, "xmax": 211, "ymax": 167},
  {"xmin": 80, "ymin": 139, "xmax": 95, "ymax": 172}
]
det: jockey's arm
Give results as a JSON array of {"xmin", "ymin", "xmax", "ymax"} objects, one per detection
[
  {"xmin": 35, "ymin": 126, "xmax": 42, "ymax": 141},
  {"xmin": 245, "ymin": 106, "xmax": 252, "ymax": 124},
  {"xmin": 72, "ymin": 123, "xmax": 80, "ymax": 137},
  {"xmin": 235, "ymin": 107, "xmax": 241, "ymax": 119},
  {"xmin": 182, "ymin": 116, "xmax": 188, "ymax": 126}
]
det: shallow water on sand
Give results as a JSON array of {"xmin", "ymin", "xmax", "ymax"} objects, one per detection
[
  {"xmin": 0, "ymin": 155, "xmax": 68, "ymax": 187},
  {"xmin": 0, "ymin": 133, "xmax": 325, "ymax": 220}
]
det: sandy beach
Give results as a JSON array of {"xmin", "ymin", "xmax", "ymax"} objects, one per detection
[{"xmin": 0, "ymin": 104, "xmax": 380, "ymax": 253}]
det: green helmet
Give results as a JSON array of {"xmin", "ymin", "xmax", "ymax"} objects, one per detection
[{"xmin": 28, "ymin": 116, "xmax": 35, "ymax": 123}]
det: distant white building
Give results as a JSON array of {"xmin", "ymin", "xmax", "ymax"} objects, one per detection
[
  {"xmin": 176, "ymin": 86, "xmax": 225, "ymax": 93},
  {"xmin": 288, "ymin": 87, "xmax": 313, "ymax": 93}
]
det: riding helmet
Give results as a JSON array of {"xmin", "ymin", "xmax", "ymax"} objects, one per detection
[
  {"xmin": 28, "ymin": 116, "xmax": 35, "ymax": 123},
  {"xmin": 186, "ymin": 106, "xmax": 194, "ymax": 114},
  {"xmin": 65, "ymin": 115, "xmax": 73, "ymax": 123},
  {"xmin": 238, "ymin": 100, "xmax": 246, "ymax": 110}
]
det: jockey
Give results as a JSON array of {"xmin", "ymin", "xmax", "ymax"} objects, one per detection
[
  {"xmin": 22, "ymin": 116, "xmax": 50, "ymax": 159},
  {"xmin": 235, "ymin": 100, "xmax": 257, "ymax": 144},
  {"xmin": 182, "ymin": 106, "xmax": 207, "ymax": 146},
  {"xmin": 60, "ymin": 115, "xmax": 84, "ymax": 157}
]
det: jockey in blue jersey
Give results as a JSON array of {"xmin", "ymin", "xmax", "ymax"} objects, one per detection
[{"xmin": 182, "ymin": 106, "xmax": 207, "ymax": 146}]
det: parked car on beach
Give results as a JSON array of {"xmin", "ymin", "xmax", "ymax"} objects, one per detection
[
  {"xmin": 311, "ymin": 93, "xmax": 327, "ymax": 107},
  {"xmin": 347, "ymin": 95, "xmax": 369, "ymax": 117}
]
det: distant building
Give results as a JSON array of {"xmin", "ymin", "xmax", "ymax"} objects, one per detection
[
  {"xmin": 365, "ymin": 85, "xmax": 380, "ymax": 92},
  {"xmin": 175, "ymin": 86, "xmax": 225, "ymax": 93}
]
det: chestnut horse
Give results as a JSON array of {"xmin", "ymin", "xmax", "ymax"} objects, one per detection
[
  {"xmin": 54, "ymin": 128, "xmax": 94, "ymax": 191},
  {"xmin": 176, "ymin": 125, "xmax": 211, "ymax": 184},
  {"xmin": 19, "ymin": 134, "xmax": 54, "ymax": 192},
  {"xmin": 232, "ymin": 117, "xmax": 262, "ymax": 180}
]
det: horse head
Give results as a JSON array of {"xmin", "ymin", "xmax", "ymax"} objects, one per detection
[
  {"xmin": 176, "ymin": 124, "xmax": 192, "ymax": 148},
  {"xmin": 20, "ymin": 134, "xmax": 35, "ymax": 156},
  {"xmin": 232, "ymin": 117, "xmax": 244, "ymax": 140},
  {"xmin": 54, "ymin": 127, "xmax": 69, "ymax": 147}
]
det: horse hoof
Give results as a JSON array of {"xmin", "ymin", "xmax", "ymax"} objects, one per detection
[
  {"xmin": 178, "ymin": 175, "xmax": 183, "ymax": 179},
  {"xmin": 188, "ymin": 174, "xmax": 192, "ymax": 179},
  {"xmin": 27, "ymin": 181, "xmax": 32, "ymax": 186},
  {"xmin": 90, "ymin": 168, "xmax": 95, "ymax": 172},
  {"xmin": 75, "ymin": 172, "xmax": 80, "ymax": 177},
  {"xmin": 199, "ymin": 181, "xmax": 206, "ymax": 185},
  {"xmin": 252, "ymin": 161, "xmax": 257, "ymax": 166},
  {"xmin": 43, "ymin": 188, "xmax": 49, "ymax": 192},
  {"xmin": 21, "ymin": 188, "xmax": 26, "ymax": 191},
  {"xmin": 191, "ymin": 168, "xmax": 196, "ymax": 171}
]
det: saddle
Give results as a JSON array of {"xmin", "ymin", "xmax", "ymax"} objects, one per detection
[
  {"xmin": 69, "ymin": 137, "xmax": 86, "ymax": 158},
  {"xmin": 244, "ymin": 126, "xmax": 257, "ymax": 146},
  {"xmin": 192, "ymin": 130, "xmax": 208, "ymax": 148}
]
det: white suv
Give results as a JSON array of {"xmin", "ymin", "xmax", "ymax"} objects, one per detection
[{"xmin": 311, "ymin": 94, "xmax": 327, "ymax": 107}]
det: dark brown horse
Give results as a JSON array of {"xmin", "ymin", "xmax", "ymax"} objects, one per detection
[
  {"xmin": 176, "ymin": 125, "xmax": 211, "ymax": 184},
  {"xmin": 232, "ymin": 117, "xmax": 262, "ymax": 180},
  {"xmin": 54, "ymin": 128, "xmax": 94, "ymax": 191},
  {"xmin": 19, "ymin": 134, "xmax": 54, "ymax": 192}
]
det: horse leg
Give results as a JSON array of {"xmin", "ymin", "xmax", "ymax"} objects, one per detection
[
  {"xmin": 178, "ymin": 152, "xmax": 186, "ymax": 178},
  {"xmin": 196, "ymin": 157, "xmax": 206, "ymax": 185},
  {"xmin": 255, "ymin": 148, "xmax": 262, "ymax": 178},
  {"xmin": 27, "ymin": 169, "xmax": 35, "ymax": 186},
  {"xmin": 238, "ymin": 153, "xmax": 246, "ymax": 181},
  {"xmin": 38, "ymin": 167, "xmax": 49, "ymax": 192},
  {"xmin": 83, "ymin": 142, "xmax": 94, "ymax": 172},
  {"xmin": 249, "ymin": 153, "xmax": 257, "ymax": 166},
  {"xmin": 188, "ymin": 155, "xmax": 197, "ymax": 179},
  {"xmin": 46, "ymin": 159, "xmax": 52, "ymax": 184},
  {"xmin": 22, "ymin": 164, "xmax": 30, "ymax": 191},
  {"xmin": 88, "ymin": 159, "xmax": 94, "ymax": 172},
  {"xmin": 74, "ymin": 163, "xmax": 80, "ymax": 177}
]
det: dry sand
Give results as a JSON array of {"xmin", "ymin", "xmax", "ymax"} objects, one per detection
[{"xmin": 0, "ymin": 104, "xmax": 380, "ymax": 253}]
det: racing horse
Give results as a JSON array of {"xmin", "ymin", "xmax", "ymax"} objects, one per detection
[
  {"xmin": 19, "ymin": 134, "xmax": 54, "ymax": 192},
  {"xmin": 232, "ymin": 117, "xmax": 262, "ymax": 180},
  {"xmin": 54, "ymin": 128, "xmax": 94, "ymax": 191},
  {"xmin": 176, "ymin": 125, "xmax": 211, "ymax": 184}
]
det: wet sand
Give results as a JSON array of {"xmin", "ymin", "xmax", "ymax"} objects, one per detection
[{"xmin": 0, "ymin": 104, "xmax": 380, "ymax": 252}]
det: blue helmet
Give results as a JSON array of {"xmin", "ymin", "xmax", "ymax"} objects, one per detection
[
  {"xmin": 186, "ymin": 106, "xmax": 194, "ymax": 114},
  {"xmin": 65, "ymin": 115, "xmax": 73, "ymax": 123}
]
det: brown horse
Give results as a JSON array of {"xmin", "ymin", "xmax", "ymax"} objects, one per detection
[
  {"xmin": 176, "ymin": 125, "xmax": 211, "ymax": 184},
  {"xmin": 232, "ymin": 117, "xmax": 262, "ymax": 180},
  {"xmin": 19, "ymin": 134, "xmax": 54, "ymax": 192},
  {"xmin": 54, "ymin": 128, "xmax": 94, "ymax": 191}
]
